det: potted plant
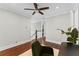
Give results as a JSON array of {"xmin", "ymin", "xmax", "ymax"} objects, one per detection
[{"xmin": 57, "ymin": 27, "xmax": 79, "ymax": 45}]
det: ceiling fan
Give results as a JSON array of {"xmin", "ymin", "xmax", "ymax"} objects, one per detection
[{"xmin": 24, "ymin": 3, "xmax": 49, "ymax": 15}]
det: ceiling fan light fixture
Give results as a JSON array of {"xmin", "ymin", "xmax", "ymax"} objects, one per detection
[{"xmin": 24, "ymin": 3, "xmax": 49, "ymax": 15}]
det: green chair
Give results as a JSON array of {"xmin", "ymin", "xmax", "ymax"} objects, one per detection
[
  {"xmin": 40, "ymin": 46, "xmax": 54, "ymax": 56},
  {"xmin": 32, "ymin": 41, "xmax": 42, "ymax": 56},
  {"xmin": 32, "ymin": 41, "xmax": 54, "ymax": 56}
]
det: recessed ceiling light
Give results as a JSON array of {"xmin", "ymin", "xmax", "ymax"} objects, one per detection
[{"xmin": 56, "ymin": 6, "xmax": 59, "ymax": 9}]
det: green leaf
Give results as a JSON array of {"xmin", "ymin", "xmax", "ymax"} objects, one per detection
[
  {"xmin": 65, "ymin": 32, "xmax": 71, "ymax": 35},
  {"xmin": 71, "ymin": 28, "xmax": 78, "ymax": 38},
  {"xmin": 68, "ymin": 27, "xmax": 72, "ymax": 31},
  {"xmin": 59, "ymin": 29, "xmax": 65, "ymax": 34},
  {"xmin": 67, "ymin": 37, "xmax": 73, "ymax": 41},
  {"xmin": 73, "ymin": 39, "xmax": 77, "ymax": 44}
]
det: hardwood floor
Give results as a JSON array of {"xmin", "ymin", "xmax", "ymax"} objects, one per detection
[
  {"xmin": 0, "ymin": 37, "xmax": 61, "ymax": 56},
  {"xmin": 0, "ymin": 37, "xmax": 45, "ymax": 56},
  {"xmin": 0, "ymin": 42, "xmax": 31, "ymax": 56}
]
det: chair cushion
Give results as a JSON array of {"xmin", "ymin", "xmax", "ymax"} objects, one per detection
[{"xmin": 40, "ymin": 46, "xmax": 54, "ymax": 56}]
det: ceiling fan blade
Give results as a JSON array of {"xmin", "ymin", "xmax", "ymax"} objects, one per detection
[
  {"xmin": 34, "ymin": 3, "xmax": 38, "ymax": 9},
  {"xmin": 39, "ymin": 10, "xmax": 44, "ymax": 15},
  {"xmin": 32, "ymin": 11, "xmax": 36, "ymax": 15},
  {"xmin": 39, "ymin": 7, "xmax": 49, "ymax": 10},
  {"xmin": 24, "ymin": 8, "xmax": 34, "ymax": 10}
]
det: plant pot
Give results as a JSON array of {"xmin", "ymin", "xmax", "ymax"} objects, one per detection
[{"xmin": 67, "ymin": 42, "xmax": 73, "ymax": 47}]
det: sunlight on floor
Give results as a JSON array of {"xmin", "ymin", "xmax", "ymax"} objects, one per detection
[
  {"xmin": 19, "ymin": 49, "xmax": 32, "ymax": 56},
  {"xmin": 53, "ymin": 48, "xmax": 59, "ymax": 56}
]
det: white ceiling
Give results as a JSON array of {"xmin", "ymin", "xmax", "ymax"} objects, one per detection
[{"xmin": 0, "ymin": 3, "xmax": 77, "ymax": 18}]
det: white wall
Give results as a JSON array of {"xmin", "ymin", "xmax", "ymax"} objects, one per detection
[
  {"xmin": 46, "ymin": 13, "xmax": 71, "ymax": 44},
  {"xmin": 0, "ymin": 9, "xmax": 31, "ymax": 47}
]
